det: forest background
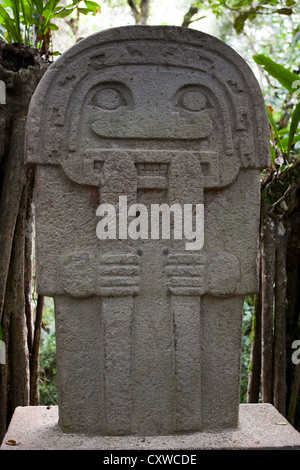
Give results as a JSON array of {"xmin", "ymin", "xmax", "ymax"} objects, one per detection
[{"xmin": 0, "ymin": 0, "xmax": 299, "ymax": 442}]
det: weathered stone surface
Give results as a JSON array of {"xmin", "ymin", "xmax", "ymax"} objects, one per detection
[
  {"xmin": 25, "ymin": 26, "xmax": 270, "ymax": 435},
  {"xmin": 1, "ymin": 405, "xmax": 300, "ymax": 449}
]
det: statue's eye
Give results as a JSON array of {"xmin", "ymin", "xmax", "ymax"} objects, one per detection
[
  {"xmin": 180, "ymin": 90, "xmax": 207, "ymax": 112},
  {"xmin": 94, "ymin": 88, "xmax": 126, "ymax": 110},
  {"xmin": 174, "ymin": 86, "xmax": 209, "ymax": 112},
  {"xmin": 89, "ymin": 82, "xmax": 133, "ymax": 110}
]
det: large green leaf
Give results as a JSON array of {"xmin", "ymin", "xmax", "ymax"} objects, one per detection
[
  {"xmin": 253, "ymin": 54, "xmax": 299, "ymax": 93},
  {"xmin": 34, "ymin": 0, "xmax": 44, "ymax": 15},
  {"xmin": 20, "ymin": 0, "xmax": 30, "ymax": 24},
  {"xmin": 84, "ymin": 0, "xmax": 100, "ymax": 13},
  {"xmin": 0, "ymin": 5, "xmax": 21, "ymax": 42},
  {"xmin": 42, "ymin": 0, "xmax": 61, "ymax": 33},
  {"xmin": 47, "ymin": 22, "xmax": 58, "ymax": 30},
  {"xmin": 43, "ymin": 0, "xmax": 61, "ymax": 22},
  {"xmin": 10, "ymin": 0, "xmax": 20, "ymax": 33},
  {"xmin": 281, "ymin": 134, "xmax": 300, "ymax": 151},
  {"xmin": 287, "ymin": 102, "xmax": 300, "ymax": 158},
  {"xmin": 234, "ymin": 13, "xmax": 248, "ymax": 33},
  {"xmin": 77, "ymin": 7, "xmax": 91, "ymax": 14},
  {"xmin": 54, "ymin": 5, "xmax": 77, "ymax": 18}
]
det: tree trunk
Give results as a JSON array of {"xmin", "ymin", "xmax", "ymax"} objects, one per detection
[
  {"xmin": 260, "ymin": 206, "xmax": 275, "ymax": 403},
  {"xmin": 0, "ymin": 44, "xmax": 48, "ymax": 443},
  {"xmin": 181, "ymin": 4, "xmax": 200, "ymax": 28},
  {"xmin": 0, "ymin": 117, "xmax": 27, "ymax": 323},
  {"xmin": 5, "ymin": 162, "xmax": 30, "ymax": 413},
  {"xmin": 248, "ymin": 161, "xmax": 300, "ymax": 431},
  {"xmin": 127, "ymin": 0, "xmax": 150, "ymax": 25},
  {"xmin": 273, "ymin": 223, "xmax": 288, "ymax": 415},
  {"xmin": 288, "ymin": 359, "xmax": 300, "ymax": 427}
]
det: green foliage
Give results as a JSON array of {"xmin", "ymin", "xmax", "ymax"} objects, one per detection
[
  {"xmin": 240, "ymin": 296, "xmax": 254, "ymax": 402},
  {"xmin": 253, "ymin": 54, "xmax": 300, "ymax": 166},
  {"xmin": 205, "ymin": 0, "xmax": 299, "ymax": 34},
  {"xmin": 38, "ymin": 297, "xmax": 57, "ymax": 405},
  {"xmin": 289, "ymin": 103, "xmax": 300, "ymax": 156},
  {"xmin": 253, "ymin": 54, "xmax": 299, "ymax": 95},
  {"xmin": 0, "ymin": 0, "xmax": 101, "ymax": 50}
]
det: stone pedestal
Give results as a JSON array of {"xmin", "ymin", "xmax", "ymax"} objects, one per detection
[{"xmin": 1, "ymin": 404, "xmax": 300, "ymax": 450}]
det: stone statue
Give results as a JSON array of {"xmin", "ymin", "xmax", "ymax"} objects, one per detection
[{"xmin": 26, "ymin": 26, "xmax": 269, "ymax": 435}]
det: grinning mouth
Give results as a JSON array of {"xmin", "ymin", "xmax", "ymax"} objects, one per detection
[
  {"xmin": 78, "ymin": 149, "xmax": 219, "ymax": 190},
  {"xmin": 62, "ymin": 145, "xmax": 237, "ymax": 190},
  {"xmin": 135, "ymin": 162, "xmax": 169, "ymax": 177}
]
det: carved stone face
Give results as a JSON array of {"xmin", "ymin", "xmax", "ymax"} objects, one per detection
[
  {"xmin": 87, "ymin": 71, "xmax": 214, "ymax": 140},
  {"xmin": 62, "ymin": 65, "xmax": 231, "ymax": 189},
  {"xmin": 27, "ymin": 31, "xmax": 269, "ymax": 190},
  {"xmin": 78, "ymin": 66, "xmax": 226, "ymax": 147}
]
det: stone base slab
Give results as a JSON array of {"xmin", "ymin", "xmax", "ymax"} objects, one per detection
[{"xmin": 1, "ymin": 404, "xmax": 300, "ymax": 450}]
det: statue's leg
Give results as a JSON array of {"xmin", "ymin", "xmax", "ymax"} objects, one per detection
[
  {"xmin": 101, "ymin": 295, "xmax": 133, "ymax": 435},
  {"xmin": 54, "ymin": 295, "xmax": 104, "ymax": 433},
  {"xmin": 201, "ymin": 295, "xmax": 244, "ymax": 430},
  {"xmin": 171, "ymin": 295, "xmax": 202, "ymax": 432}
]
